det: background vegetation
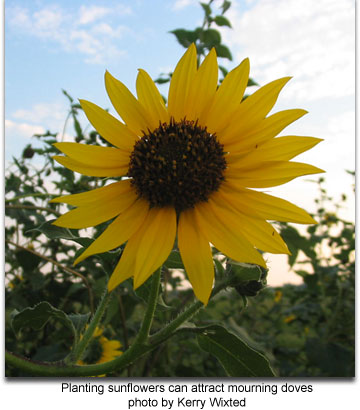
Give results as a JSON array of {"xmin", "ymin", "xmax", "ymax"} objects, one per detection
[{"xmin": 5, "ymin": 0, "xmax": 354, "ymax": 377}]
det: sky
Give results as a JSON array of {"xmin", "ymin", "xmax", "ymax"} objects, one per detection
[{"xmin": 4, "ymin": 0, "xmax": 355, "ymax": 285}]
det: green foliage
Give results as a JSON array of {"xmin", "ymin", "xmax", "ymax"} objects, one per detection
[
  {"xmin": 197, "ymin": 325, "xmax": 275, "ymax": 377},
  {"xmin": 5, "ymin": 1, "xmax": 354, "ymax": 378}
]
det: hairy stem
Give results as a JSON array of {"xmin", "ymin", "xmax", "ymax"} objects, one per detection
[
  {"xmin": 68, "ymin": 290, "xmax": 112, "ymax": 364},
  {"xmin": 134, "ymin": 268, "xmax": 161, "ymax": 345}
]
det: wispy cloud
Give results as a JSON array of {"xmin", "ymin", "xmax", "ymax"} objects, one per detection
[
  {"xmin": 222, "ymin": 0, "xmax": 354, "ymax": 102},
  {"xmin": 172, "ymin": 0, "xmax": 193, "ymax": 11},
  {"xmin": 12, "ymin": 102, "xmax": 66, "ymax": 125},
  {"xmin": 5, "ymin": 119, "xmax": 45, "ymax": 139},
  {"xmin": 6, "ymin": 4, "xmax": 132, "ymax": 64}
]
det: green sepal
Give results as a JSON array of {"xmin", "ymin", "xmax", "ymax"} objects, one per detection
[
  {"xmin": 68, "ymin": 313, "xmax": 91, "ymax": 344},
  {"xmin": 135, "ymin": 276, "xmax": 173, "ymax": 311}
]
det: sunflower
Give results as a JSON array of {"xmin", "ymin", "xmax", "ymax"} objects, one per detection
[
  {"xmin": 51, "ymin": 44, "xmax": 323, "ymax": 305},
  {"xmin": 77, "ymin": 327, "xmax": 122, "ymax": 366}
]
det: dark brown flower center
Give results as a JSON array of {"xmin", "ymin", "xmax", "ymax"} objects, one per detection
[{"xmin": 128, "ymin": 119, "xmax": 227, "ymax": 213}]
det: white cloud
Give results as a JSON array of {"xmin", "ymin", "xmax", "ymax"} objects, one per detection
[
  {"xmin": 6, "ymin": 4, "xmax": 131, "ymax": 65},
  {"xmin": 5, "ymin": 119, "xmax": 45, "ymax": 139},
  {"xmin": 12, "ymin": 102, "xmax": 66, "ymax": 126},
  {"xmin": 222, "ymin": 0, "xmax": 354, "ymax": 102},
  {"xmin": 78, "ymin": 5, "xmax": 111, "ymax": 25},
  {"xmin": 172, "ymin": 0, "xmax": 193, "ymax": 11}
]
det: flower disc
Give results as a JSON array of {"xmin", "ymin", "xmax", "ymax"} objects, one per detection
[{"xmin": 128, "ymin": 119, "xmax": 227, "ymax": 212}]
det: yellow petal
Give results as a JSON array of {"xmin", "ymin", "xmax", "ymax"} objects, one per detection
[
  {"xmin": 186, "ymin": 48, "xmax": 218, "ymax": 123},
  {"xmin": 230, "ymin": 136, "xmax": 323, "ymax": 167},
  {"xmin": 108, "ymin": 236, "xmax": 137, "ymax": 292},
  {"xmin": 52, "ymin": 184, "xmax": 138, "ymax": 229},
  {"xmin": 226, "ymin": 161, "xmax": 325, "ymax": 187},
  {"xmin": 220, "ymin": 182, "xmax": 317, "ymax": 224},
  {"xmin": 194, "ymin": 201, "xmax": 266, "ymax": 267},
  {"xmin": 257, "ymin": 136, "xmax": 323, "ymax": 161},
  {"xmin": 53, "ymin": 155, "xmax": 128, "ymax": 177},
  {"xmin": 224, "ymin": 109, "xmax": 308, "ymax": 152},
  {"xmin": 108, "ymin": 206, "xmax": 177, "ymax": 291},
  {"xmin": 136, "ymin": 69, "xmax": 169, "ymax": 127},
  {"xmin": 210, "ymin": 192, "xmax": 289, "ymax": 254},
  {"xmin": 178, "ymin": 209, "xmax": 214, "ymax": 304},
  {"xmin": 79, "ymin": 99, "xmax": 138, "ymax": 150},
  {"xmin": 50, "ymin": 180, "xmax": 132, "ymax": 207},
  {"xmin": 200, "ymin": 58, "xmax": 249, "ymax": 133},
  {"xmin": 54, "ymin": 142, "xmax": 129, "ymax": 167},
  {"xmin": 74, "ymin": 198, "xmax": 149, "ymax": 264},
  {"xmin": 220, "ymin": 77, "xmax": 292, "ymax": 144},
  {"xmin": 105, "ymin": 70, "xmax": 152, "ymax": 135},
  {"xmin": 134, "ymin": 207, "xmax": 177, "ymax": 288},
  {"xmin": 167, "ymin": 44, "xmax": 197, "ymax": 121}
]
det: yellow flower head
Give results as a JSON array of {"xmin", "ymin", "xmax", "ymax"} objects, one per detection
[
  {"xmin": 78, "ymin": 327, "xmax": 122, "ymax": 366},
  {"xmin": 51, "ymin": 45, "xmax": 323, "ymax": 305}
]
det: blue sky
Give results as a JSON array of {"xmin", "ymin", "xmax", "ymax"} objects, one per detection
[{"xmin": 4, "ymin": 0, "xmax": 355, "ymax": 285}]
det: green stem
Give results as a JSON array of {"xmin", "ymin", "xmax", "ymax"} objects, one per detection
[
  {"xmin": 134, "ymin": 268, "xmax": 161, "ymax": 345},
  {"xmin": 149, "ymin": 279, "xmax": 228, "ymax": 345},
  {"xmin": 5, "ymin": 278, "xmax": 229, "ymax": 376},
  {"xmin": 67, "ymin": 290, "xmax": 112, "ymax": 364}
]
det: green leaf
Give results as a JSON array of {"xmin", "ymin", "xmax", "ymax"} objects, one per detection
[
  {"xmin": 154, "ymin": 76, "xmax": 170, "ymax": 85},
  {"xmin": 170, "ymin": 29, "xmax": 198, "ymax": 48},
  {"xmin": 221, "ymin": 0, "xmax": 231, "ymax": 14},
  {"xmin": 200, "ymin": 2, "xmax": 212, "ymax": 17},
  {"xmin": 203, "ymin": 29, "xmax": 221, "ymax": 47},
  {"xmin": 30, "ymin": 220, "xmax": 91, "ymax": 248},
  {"xmin": 197, "ymin": 325, "xmax": 275, "ymax": 377},
  {"xmin": 247, "ymin": 77, "xmax": 259, "ymax": 87},
  {"xmin": 11, "ymin": 301, "xmax": 76, "ymax": 338},
  {"xmin": 62, "ymin": 89, "xmax": 74, "ymax": 103},
  {"xmin": 214, "ymin": 44, "xmax": 232, "ymax": 60},
  {"xmin": 15, "ymin": 249, "xmax": 41, "ymax": 272},
  {"xmin": 214, "ymin": 15, "xmax": 232, "ymax": 27},
  {"xmin": 218, "ymin": 65, "xmax": 228, "ymax": 78},
  {"xmin": 164, "ymin": 250, "xmax": 184, "ymax": 269},
  {"xmin": 30, "ymin": 219, "xmax": 77, "ymax": 240}
]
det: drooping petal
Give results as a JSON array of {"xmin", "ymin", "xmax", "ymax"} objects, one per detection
[
  {"xmin": 53, "ymin": 155, "xmax": 128, "ymax": 177},
  {"xmin": 54, "ymin": 142, "xmax": 130, "ymax": 171},
  {"xmin": 194, "ymin": 201, "xmax": 266, "ymax": 267},
  {"xmin": 133, "ymin": 207, "xmax": 177, "ymax": 288},
  {"xmin": 220, "ymin": 182, "xmax": 317, "ymax": 224},
  {"xmin": 167, "ymin": 44, "xmax": 197, "ymax": 121},
  {"xmin": 79, "ymin": 99, "xmax": 138, "ymax": 151},
  {"xmin": 136, "ymin": 69, "xmax": 169, "ymax": 127},
  {"xmin": 200, "ymin": 58, "xmax": 249, "ymax": 133},
  {"xmin": 107, "ymin": 207, "xmax": 177, "ymax": 292},
  {"xmin": 186, "ymin": 48, "xmax": 218, "ymax": 123},
  {"xmin": 108, "ymin": 238, "xmax": 137, "ymax": 291},
  {"xmin": 74, "ymin": 198, "xmax": 149, "ymax": 264},
  {"xmin": 50, "ymin": 180, "xmax": 132, "ymax": 207},
  {"xmin": 105, "ymin": 71, "xmax": 152, "ymax": 135},
  {"xmin": 178, "ymin": 209, "xmax": 214, "ymax": 304},
  {"xmin": 52, "ymin": 184, "xmax": 139, "ymax": 229},
  {"xmin": 226, "ymin": 161, "xmax": 325, "ymax": 187},
  {"xmin": 210, "ymin": 192, "xmax": 289, "ymax": 254},
  {"xmin": 224, "ymin": 109, "xmax": 308, "ymax": 152},
  {"xmin": 220, "ymin": 77, "xmax": 292, "ymax": 144}
]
